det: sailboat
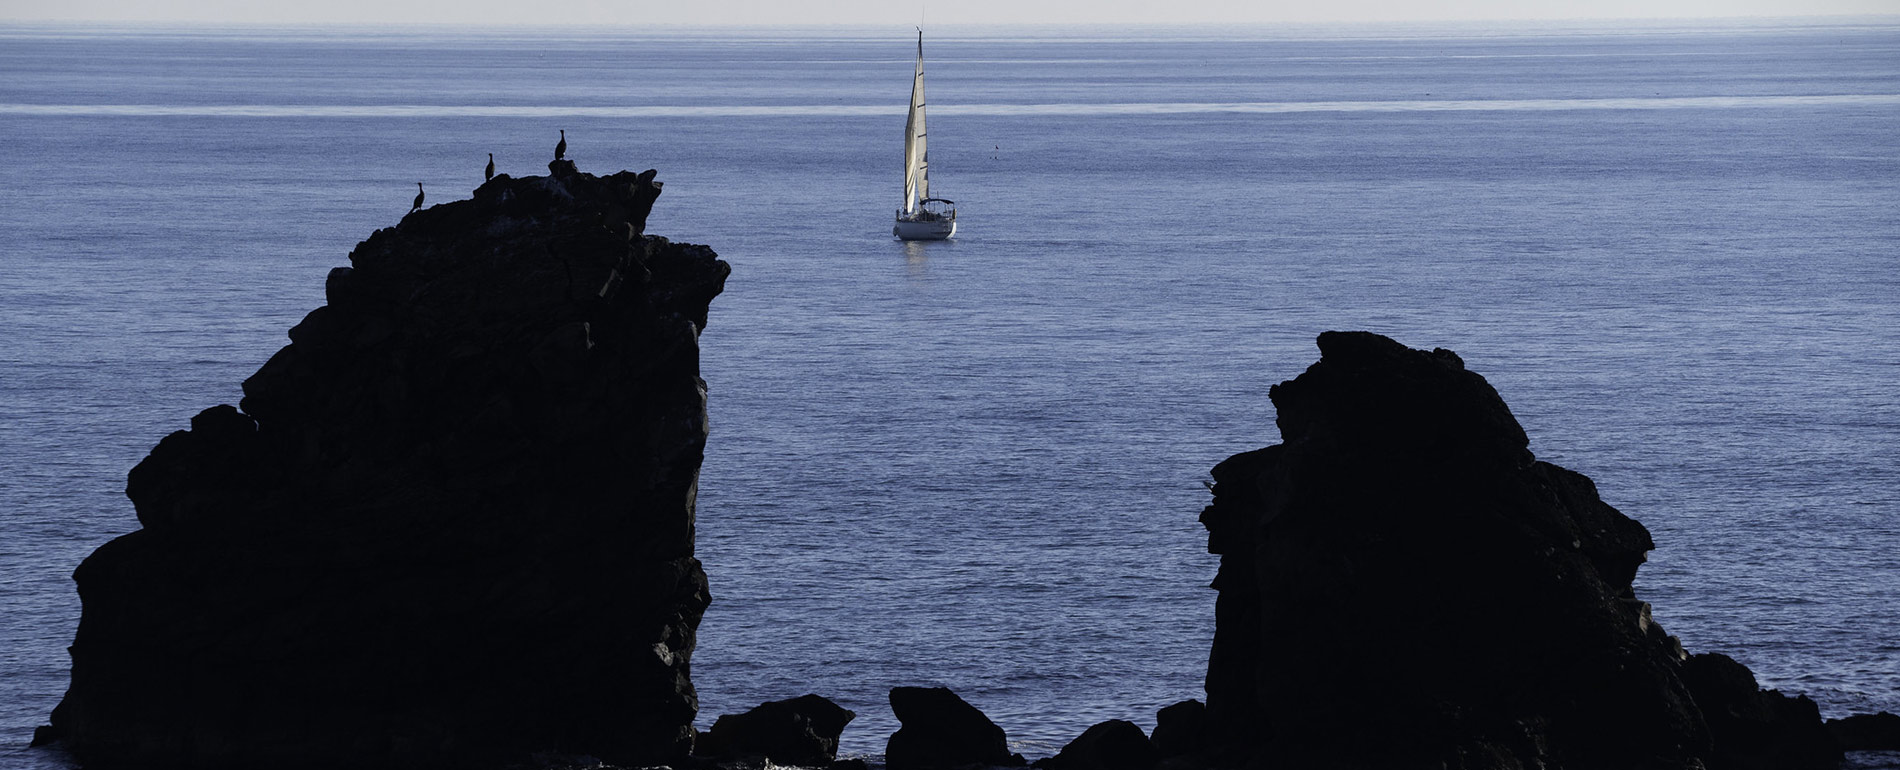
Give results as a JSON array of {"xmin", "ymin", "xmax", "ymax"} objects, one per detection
[{"xmin": 894, "ymin": 30, "xmax": 957, "ymax": 241}]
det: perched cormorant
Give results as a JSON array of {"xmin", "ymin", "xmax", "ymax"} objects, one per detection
[
  {"xmin": 555, "ymin": 129, "xmax": 567, "ymax": 161},
  {"xmin": 485, "ymin": 153, "xmax": 494, "ymax": 182},
  {"xmin": 411, "ymin": 182, "xmax": 424, "ymax": 213}
]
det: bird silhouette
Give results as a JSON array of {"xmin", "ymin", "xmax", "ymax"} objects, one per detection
[
  {"xmin": 555, "ymin": 129, "xmax": 567, "ymax": 161},
  {"xmin": 484, "ymin": 153, "xmax": 494, "ymax": 182},
  {"xmin": 411, "ymin": 183, "xmax": 424, "ymax": 213}
]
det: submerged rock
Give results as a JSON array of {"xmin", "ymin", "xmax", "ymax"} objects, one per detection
[
  {"xmin": 886, "ymin": 686, "xmax": 1026, "ymax": 770},
  {"xmin": 696, "ymin": 693, "xmax": 856, "ymax": 765},
  {"xmin": 42, "ymin": 161, "xmax": 728, "ymax": 769},
  {"xmin": 1197, "ymin": 331, "xmax": 1840, "ymax": 770}
]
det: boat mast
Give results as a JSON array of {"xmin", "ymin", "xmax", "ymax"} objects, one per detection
[{"xmin": 902, "ymin": 29, "xmax": 928, "ymax": 217}]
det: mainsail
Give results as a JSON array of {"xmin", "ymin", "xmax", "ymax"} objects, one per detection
[{"xmin": 901, "ymin": 30, "xmax": 928, "ymax": 217}]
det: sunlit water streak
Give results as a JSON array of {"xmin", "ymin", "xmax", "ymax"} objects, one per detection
[{"xmin": 7, "ymin": 93, "xmax": 1898, "ymax": 117}]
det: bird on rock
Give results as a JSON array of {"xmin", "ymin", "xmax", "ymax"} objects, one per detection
[
  {"xmin": 555, "ymin": 129, "xmax": 567, "ymax": 161},
  {"xmin": 484, "ymin": 153, "xmax": 494, "ymax": 182},
  {"xmin": 411, "ymin": 182, "xmax": 424, "ymax": 213}
]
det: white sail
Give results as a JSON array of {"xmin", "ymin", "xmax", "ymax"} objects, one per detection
[
  {"xmin": 893, "ymin": 30, "xmax": 955, "ymax": 241},
  {"xmin": 902, "ymin": 30, "xmax": 928, "ymax": 216}
]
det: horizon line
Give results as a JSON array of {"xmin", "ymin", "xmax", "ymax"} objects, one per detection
[{"xmin": 3, "ymin": 13, "xmax": 1898, "ymax": 30}]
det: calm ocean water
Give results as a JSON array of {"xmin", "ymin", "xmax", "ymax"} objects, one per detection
[{"xmin": 1, "ymin": 18, "xmax": 1897, "ymax": 768}]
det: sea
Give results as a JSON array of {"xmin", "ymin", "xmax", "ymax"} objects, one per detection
[{"xmin": 1, "ymin": 17, "xmax": 1896, "ymax": 769}]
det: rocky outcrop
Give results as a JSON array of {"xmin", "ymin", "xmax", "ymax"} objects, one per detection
[
  {"xmin": 1197, "ymin": 332, "xmax": 1840, "ymax": 770},
  {"xmin": 1825, "ymin": 712, "xmax": 1900, "ymax": 751},
  {"xmin": 1680, "ymin": 653, "xmax": 1841, "ymax": 769},
  {"xmin": 886, "ymin": 687, "xmax": 1026, "ymax": 770},
  {"xmin": 1035, "ymin": 720, "xmax": 1157, "ymax": 770},
  {"xmin": 696, "ymin": 694, "xmax": 856, "ymax": 765},
  {"xmin": 1148, "ymin": 700, "xmax": 1206, "ymax": 761},
  {"xmin": 41, "ymin": 160, "xmax": 728, "ymax": 769}
]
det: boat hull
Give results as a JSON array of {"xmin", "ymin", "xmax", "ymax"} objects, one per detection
[{"xmin": 894, "ymin": 217, "xmax": 956, "ymax": 241}]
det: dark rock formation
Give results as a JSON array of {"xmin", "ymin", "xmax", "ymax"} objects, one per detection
[
  {"xmin": 1034, "ymin": 720, "xmax": 1157, "ymax": 770},
  {"xmin": 1680, "ymin": 653, "xmax": 1842, "ymax": 769},
  {"xmin": 1826, "ymin": 712, "xmax": 1900, "ymax": 751},
  {"xmin": 1148, "ymin": 700, "xmax": 1206, "ymax": 760},
  {"xmin": 886, "ymin": 686, "xmax": 1026, "ymax": 770},
  {"xmin": 1197, "ymin": 332, "xmax": 1840, "ymax": 770},
  {"xmin": 41, "ymin": 160, "xmax": 728, "ymax": 769},
  {"xmin": 695, "ymin": 694, "xmax": 856, "ymax": 765}
]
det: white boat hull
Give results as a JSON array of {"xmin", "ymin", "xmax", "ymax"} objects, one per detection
[{"xmin": 894, "ymin": 217, "xmax": 956, "ymax": 241}]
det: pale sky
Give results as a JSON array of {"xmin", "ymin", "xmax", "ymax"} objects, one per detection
[{"xmin": 1, "ymin": 0, "xmax": 1896, "ymax": 26}]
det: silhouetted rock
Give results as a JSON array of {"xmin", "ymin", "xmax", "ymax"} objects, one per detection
[
  {"xmin": 1197, "ymin": 332, "xmax": 1840, "ymax": 770},
  {"xmin": 41, "ymin": 162, "xmax": 728, "ymax": 769},
  {"xmin": 1680, "ymin": 653, "xmax": 1842, "ymax": 769},
  {"xmin": 1148, "ymin": 700, "xmax": 1206, "ymax": 759},
  {"xmin": 1034, "ymin": 719, "xmax": 1157, "ymax": 770},
  {"xmin": 696, "ymin": 694, "xmax": 856, "ymax": 765},
  {"xmin": 1827, "ymin": 712, "xmax": 1900, "ymax": 750},
  {"xmin": 886, "ymin": 686, "xmax": 1026, "ymax": 770}
]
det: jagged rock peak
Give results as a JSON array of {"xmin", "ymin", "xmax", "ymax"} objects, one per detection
[
  {"xmin": 1269, "ymin": 330, "xmax": 1532, "ymax": 472},
  {"xmin": 43, "ymin": 162, "xmax": 728, "ymax": 770}
]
